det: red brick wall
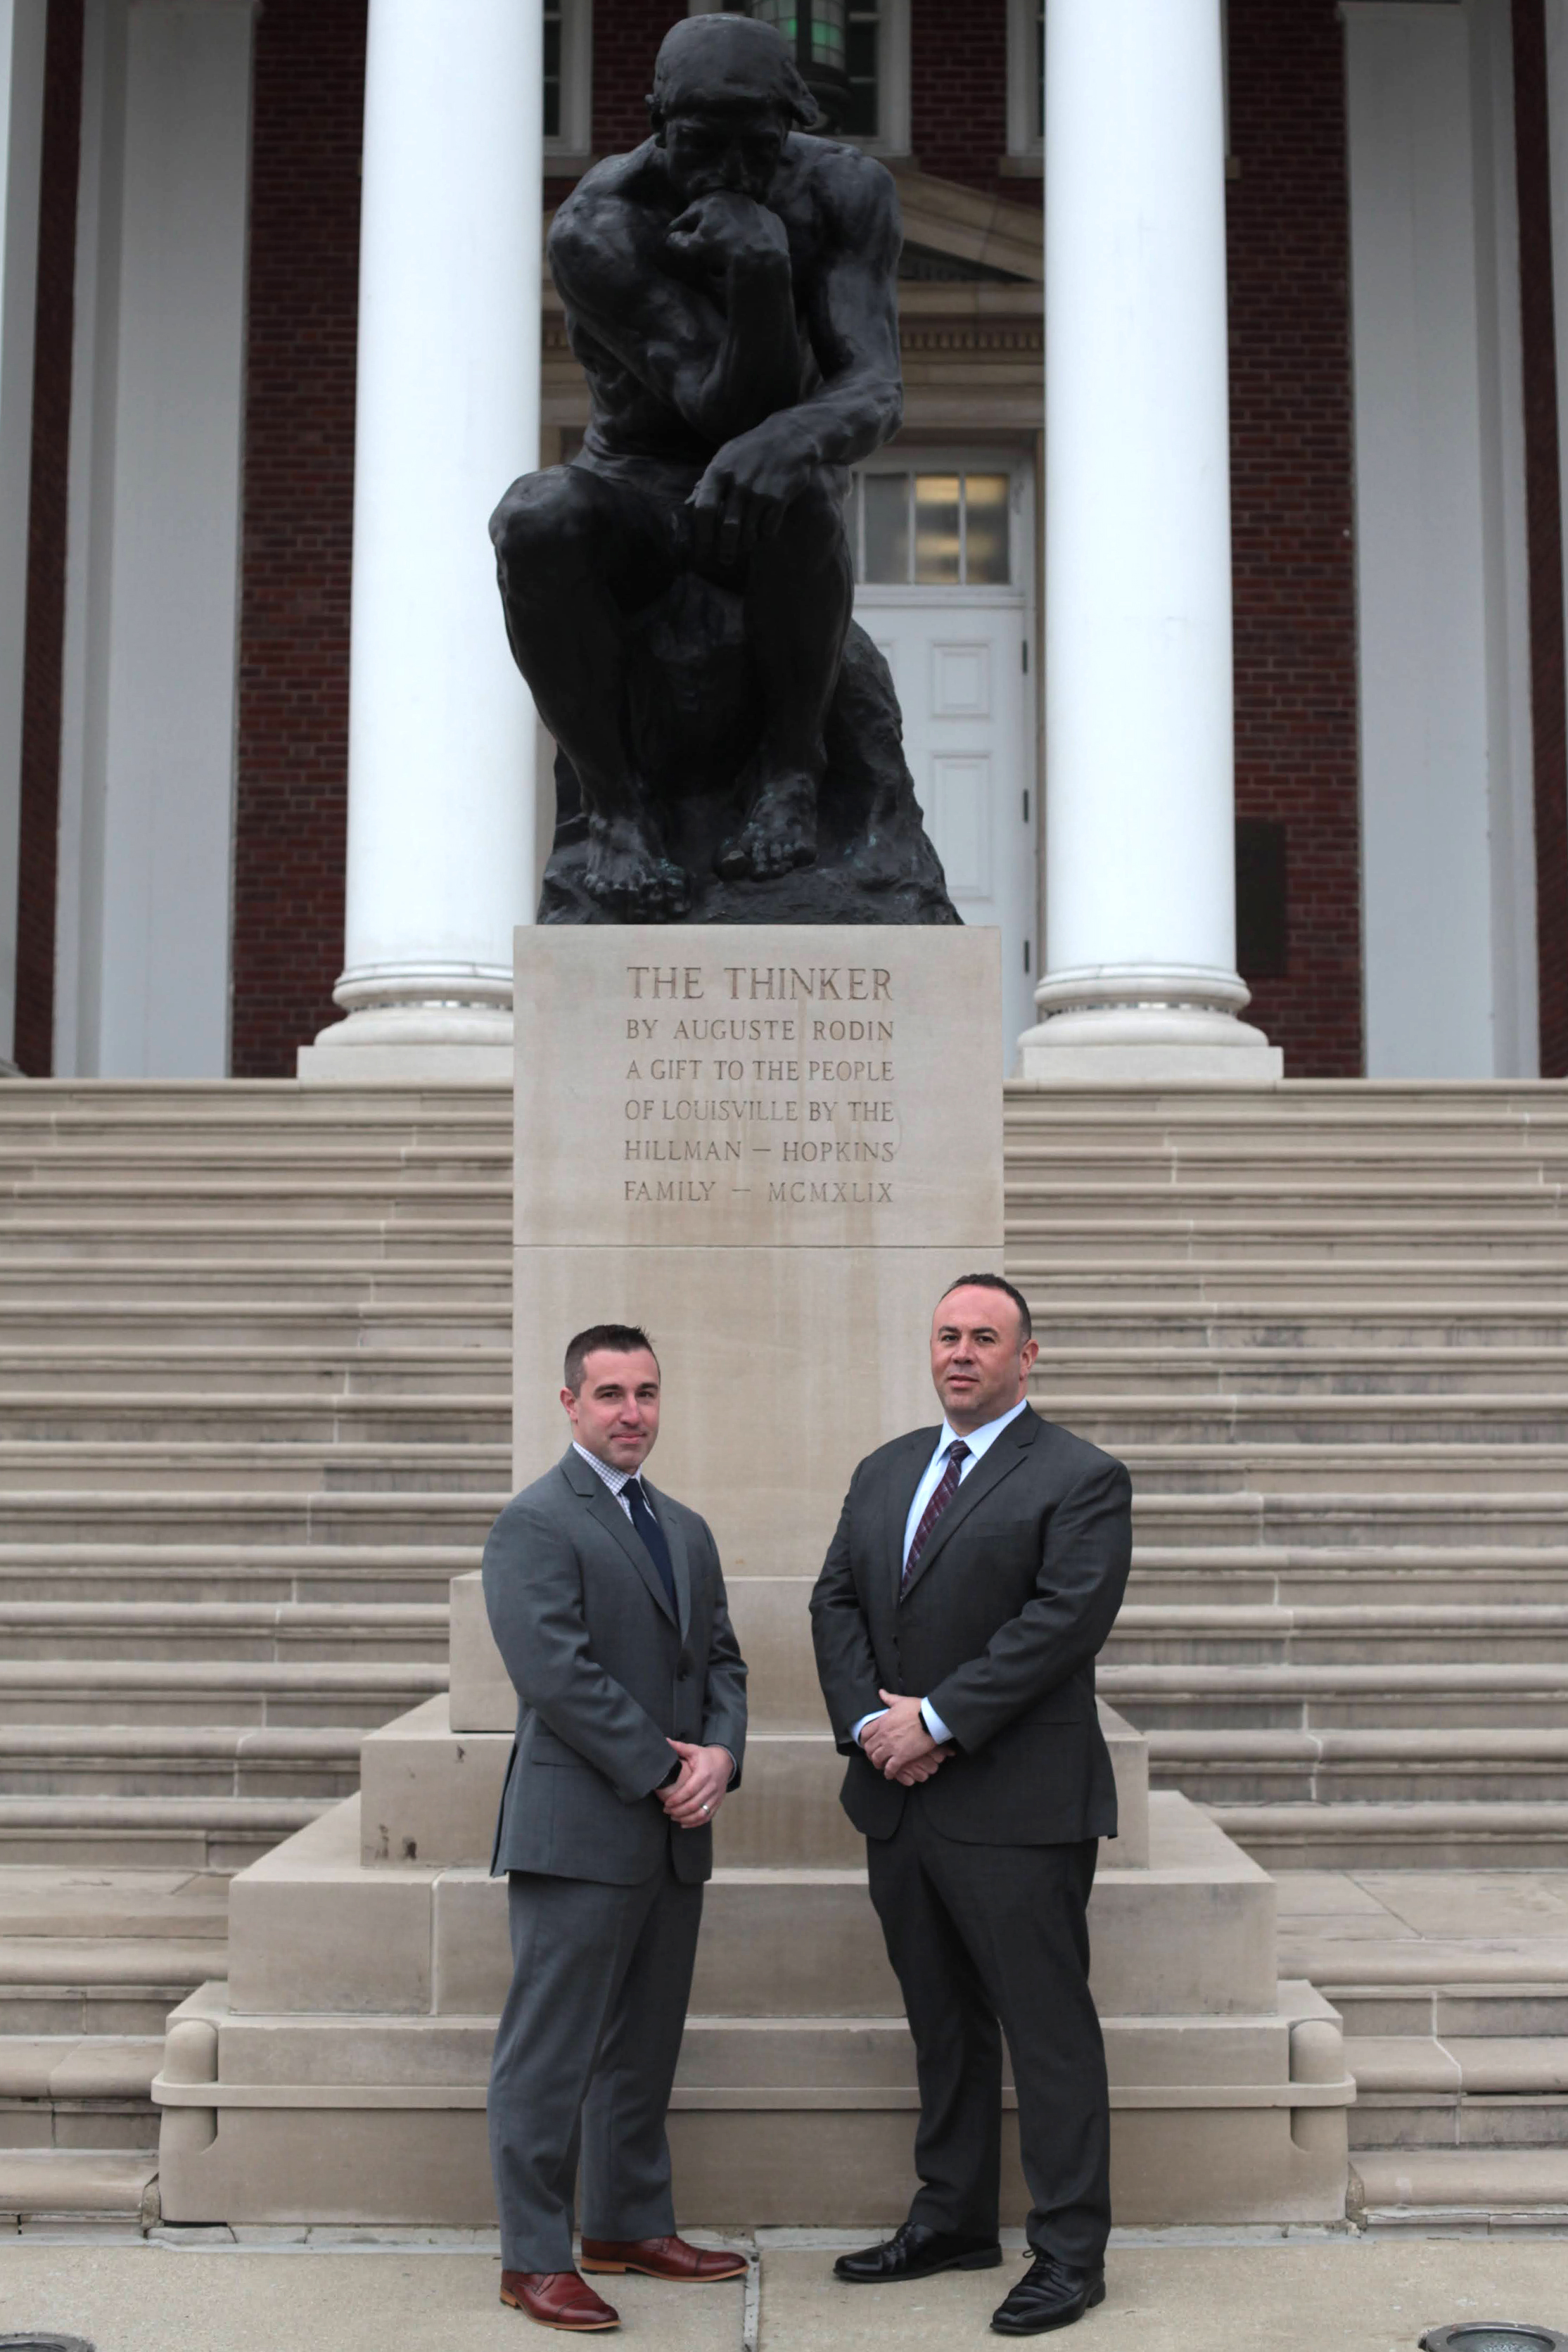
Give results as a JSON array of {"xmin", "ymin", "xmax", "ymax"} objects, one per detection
[
  {"xmin": 910, "ymin": 0, "xmax": 1018, "ymax": 196},
  {"xmin": 594, "ymin": 0, "xmax": 676, "ymax": 154},
  {"xmin": 229, "ymin": 0, "xmax": 366, "ymax": 1078},
  {"xmin": 12, "ymin": 0, "xmax": 82, "ymax": 1077},
  {"xmin": 1513, "ymin": 0, "xmax": 1568, "ymax": 1078},
  {"xmin": 1225, "ymin": 0, "xmax": 1364, "ymax": 1075}
]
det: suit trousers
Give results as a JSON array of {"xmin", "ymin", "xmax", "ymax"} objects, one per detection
[
  {"xmin": 487, "ymin": 1850, "xmax": 703, "ymax": 2272},
  {"xmin": 866, "ymin": 1800, "xmax": 1109, "ymax": 2266}
]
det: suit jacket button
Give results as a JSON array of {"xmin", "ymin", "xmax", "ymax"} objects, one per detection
[{"xmin": 675, "ymin": 1660, "xmax": 691, "ymax": 1680}]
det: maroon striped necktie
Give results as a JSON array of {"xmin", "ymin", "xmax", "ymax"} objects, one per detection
[{"xmin": 900, "ymin": 1439, "xmax": 971, "ymax": 1596}]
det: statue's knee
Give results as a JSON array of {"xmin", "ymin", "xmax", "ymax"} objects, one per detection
[
  {"xmin": 490, "ymin": 471, "xmax": 595, "ymax": 585},
  {"xmin": 779, "ymin": 476, "xmax": 851, "ymax": 557}
]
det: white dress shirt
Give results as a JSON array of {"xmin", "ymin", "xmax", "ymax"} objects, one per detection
[{"xmin": 854, "ymin": 1397, "xmax": 1031, "ymax": 1753}]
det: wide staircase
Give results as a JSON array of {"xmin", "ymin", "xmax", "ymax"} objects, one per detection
[
  {"xmin": 4, "ymin": 1079, "xmax": 1568, "ymax": 2230},
  {"xmin": 1010, "ymin": 1083, "xmax": 1568, "ymax": 2226},
  {"xmin": 0, "ymin": 1081, "xmax": 511, "ymax": 2225}
]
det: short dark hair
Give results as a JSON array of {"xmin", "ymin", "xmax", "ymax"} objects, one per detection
[
  {"xmin": 936, "ymin": 1273, "xmax": 1033, "ymax": 1346},
  {"xmin": 563, "ymin": 1324, "xmax": 659, "ymax": 1394}
]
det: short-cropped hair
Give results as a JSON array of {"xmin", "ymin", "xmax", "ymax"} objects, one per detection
[
  {"xmin": 563, "ymin": 1323, "xmax": 659, "ymax": 1394},
  {"xmin": 936, "ymin": 1273, "xmax": 1033, "ymax": 1346}
]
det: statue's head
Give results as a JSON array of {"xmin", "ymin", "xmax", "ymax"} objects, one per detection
[{"xmin": 648, "ymin": 15, "xmax": 820, "ymax": 202}]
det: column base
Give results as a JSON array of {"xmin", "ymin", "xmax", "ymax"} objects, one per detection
[
  {"xmin": 1016, "ymin": 1005, "xmax": 1283, "ymax": 1084},
  {"xmin": 298, "ymin": 1003, "xmax": 513, "ymax": 1084}
]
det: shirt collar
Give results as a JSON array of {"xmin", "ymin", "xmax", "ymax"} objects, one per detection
[
  {"xmin": 573, "ymin": 1439, "xmax": 634, "ymax": 1496},
  {"xmin": 933, "ymin": 1395, "xmax": 1028, "ymax": 1465}
]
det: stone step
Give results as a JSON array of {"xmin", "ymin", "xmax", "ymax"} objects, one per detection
[
  {"xmin": 1048, "ymin": 1395, "xmax": 1568, "ymax": 1444},
  {"xmin": 1213, "ymin": 1801, "xmax": 1568, "ymax": 1869},
  {"xmin": 0, "ymin": 1543, "xmax": 475, "ymax": 1604},
  {"xmin": 1109, "ymin": 1603, "xmax": 1568, "ymax": 1663},
  {"xmin": 0, "ymin": 2145, "xmax": 159, "ymax": 2222},
  {"xmin": 0, "ymin": 1302, "xmax": 514, "ymax": 1347},
  {"xmin": 1000, "ymin": 1081, "xmax": 1568, "ymax": 1123},
  {"xmin": 1010, "ymin": 1176, "xmax": 1568, "ymax": 1213},
  {"xmin": 1351, "ymin": 2144, "xmax": 1568, "ymax": 2223},
  {"xmin": 0, "ymin": 1657, "xmax": 446, "ymax": 1728},
  {"xmin": 0, "ymin": 1492, "xmax": 506, "ymax": 1544},
  {"xmin": 0, "ymin": 2034, "xmax": 162, "ymax": 2152},
  {"xmin": 1128, "ymin": 1549, "xmax": 1568, "ymax": 1604},
  {"xmin": 1102, "ymin": 1660, "xmax": 1568, "ymax": 1729},
  {"xmin": 1124, "ymin": 1449, "xmax": 1568, "ymax": 1496},
  {"xmin": 0, "ymin": 1220, "xmax": 510, "ymax": 1262},
  {"xmin": 0, "ymin": 1726, "xmax": 364, "ymax": 1799},
  {"xmin": 0, "ymin": 1347, "xmax": 512, "ymax": 1397},
  {"xmin": 0, "ymin": 1258, "xmax": 510, "ymax": 1307},
  {"xmin": 0, "ymin": 1442, "xmax": 509, "ymax": 1494},
  {"xmin": 0, "ymin": 1799, "xmax": 325, "ymax": 1871},
  {"xmin": 0, "ymin": 1393, "xmax": 511, "ymax": 1443},
  {"xmin": 0, "ymin": 1145, "xmax": 511, "ymax": 1177},
  {"xmin": 0, "ymin": 1601, "xmax": 448, "ymax": 1661},
  {"xmin": 0, "ymin": 1181, "xmax": 511, "ymax": 1219},
  {"xmin": 1133, "ymin": 1492, "xmax": 1568, "ymax": 1548},
  {"xmin": 1027, "ymin": 1304, "xmax": 1568, "ymax": 1345},
  {"xmin": 1149, "ymin": 1728, "xmax": 1568, "ymax": 1804},
  {"xmin": 1031, "ymin": 1347, "xmax": 1568, "ymax": 1396},
  {"xmin": 1015, "ymin": 1262, "xmax": 1568, "ymax": 1301},
  {"xmin": 1344, "ymin": 2033, "xmax": 1568, "ymax": 2152},
  {"xmin": 0, "ymin": 1933, "xmax": 227, "ymax": 2034},
  {"xmin": 1005, "ymin": 1143, "xmax": 1568, "ymax": 1174}
]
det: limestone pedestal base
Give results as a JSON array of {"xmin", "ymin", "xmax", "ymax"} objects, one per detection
[{"xmin": 155, "ymin": 1784, "xmax": 1351, "ymax": 2229}]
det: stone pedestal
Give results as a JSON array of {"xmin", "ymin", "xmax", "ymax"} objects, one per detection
[{"xmin": 156, "ymin": 927, "xmax": 1349, "ymax": 2227}]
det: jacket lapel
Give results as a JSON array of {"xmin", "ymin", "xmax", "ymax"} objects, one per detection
[
  {"xmin": 644, "ymin": 1477, "xmax": 691, "ymax": 1637},
  {"xmin": 561, "ymin": 1449, "xmax": 679, "ymax": 1627},
  {"xmin": 898, "ymin": 1407, "xmax": 1040, "ymax": 1603},
  {"xmin": 887, "ymin": 1428, "xmax": 943, "ymax": 1606}
]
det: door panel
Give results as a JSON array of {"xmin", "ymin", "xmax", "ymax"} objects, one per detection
[{"xmin": 858, "ymin": 594, "xmax": 1036, "ymax": 1064}]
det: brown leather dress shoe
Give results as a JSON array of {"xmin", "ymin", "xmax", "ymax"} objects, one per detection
[
  {"xmin": 499, "ymin": 2269, "xmax": 620, "ymax": 2330},
  {"xmin": 580, "ymin": 2233, "xmax": 748, "ymax": 2282}
]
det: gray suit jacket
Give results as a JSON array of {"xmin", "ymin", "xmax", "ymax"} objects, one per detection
[
  {"xmin": 482, "ymin": 1448, "xmax": 748, "ymax": 1886},
  {"xmin": 810, "ymin": 1405, "xmax": 1131, "ymax": 1846}
]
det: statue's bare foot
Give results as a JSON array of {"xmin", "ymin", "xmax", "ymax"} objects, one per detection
[
  {"xmin": 715, "ymin": 769, "xmax": 819, "ymax": 882},
  {"xmin": 584, "ymin": 812, "xmax": 691, "ymax": 919}
]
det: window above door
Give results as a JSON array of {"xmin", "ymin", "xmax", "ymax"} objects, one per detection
[{"xmin": 850, "ymin": 466, "xmax": 1019, "ymax": 590}]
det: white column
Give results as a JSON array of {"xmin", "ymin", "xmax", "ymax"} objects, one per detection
[
  {"xmin": 1019, "ymin": 0, "xmax": 1279, "ymax": 1081},
  {"xmin": 0, "ymin": 0, "xmax": 46, "ymax": 1074},
  {"xmin": 300, "ymin": 0, "xmax": 542, "ymax": 1081},
  {"xmin": 1344, "ymin": 1, "xmax": 1534, "ymax": 1079}
]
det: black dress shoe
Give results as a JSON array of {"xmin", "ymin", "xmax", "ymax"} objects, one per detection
[
  {"xmin": 834, "ymin": 2220, "xmax": 1003, "ymax": 2284},
  {"xmin": 990, "ymin": 2253, "xmax": 1106, "ymax": 2334}
]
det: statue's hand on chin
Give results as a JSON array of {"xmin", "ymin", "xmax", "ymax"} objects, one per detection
[{"xmin": 667, "ymin": 191, "xmax": 788, "ymax": 278}]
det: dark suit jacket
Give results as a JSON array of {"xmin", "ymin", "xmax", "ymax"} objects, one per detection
[
  {"xmin": 810, "ymin": 1405, "xmax": 1131, "ymax": 1845},
  {"xmin": 483, "ymin": 1447, "xmax": 748, "ymax": 1886}
]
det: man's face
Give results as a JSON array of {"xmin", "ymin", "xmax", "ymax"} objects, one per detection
[
  {"xmin": 562, "ymin": 1348, "xmax": 662, "ymax": 1470},
  {"xmin": 661, "ymin": 105, "xmax": 789, "ymax": 203},
  {"xmin": 930, "ymin": 1287, "xmax": 1038, "ymax": 1435}
]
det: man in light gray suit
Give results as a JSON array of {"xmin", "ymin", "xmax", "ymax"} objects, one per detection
[{"xmin": 483, "ymin": 1323, "xmax": 749, "ymax": 2332}]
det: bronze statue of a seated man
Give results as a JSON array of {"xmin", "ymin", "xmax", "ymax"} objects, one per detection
[{"xmin": 490, "ymin": 14, "xmax": 905, "ymax": 921}]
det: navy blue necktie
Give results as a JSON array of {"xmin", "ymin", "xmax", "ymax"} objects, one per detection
[{"xmin": 624, "ymin": 1477, "xmax": 677, "ymax": 1616}]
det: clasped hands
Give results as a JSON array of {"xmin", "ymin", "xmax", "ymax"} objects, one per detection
[
  {"xmin": 860, "ymin": 1690, "xmax": 952, "ymax": 1786},
  {"xmin": 659, "ymin": 1738, "xmax": 732, "ymax": 1829}
]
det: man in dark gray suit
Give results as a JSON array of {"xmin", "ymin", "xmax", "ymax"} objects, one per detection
[
  {"xmin": 483, "ymin": 1323, "xmax": 748, "ymax": 2332},
  {"xmin": 810, "ymin": 1275, "xmax": 1131, "ymax": 2338}
]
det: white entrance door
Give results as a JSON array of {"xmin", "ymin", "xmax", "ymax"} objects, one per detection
[{"xmin": 849, "ymin": 459, "xmax": 1037, "ymax": 1064}]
